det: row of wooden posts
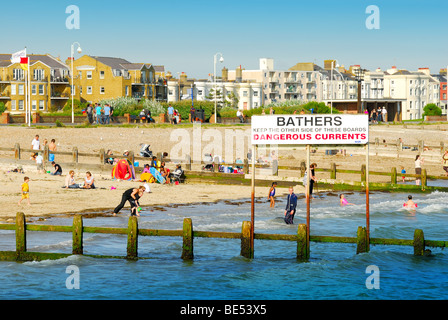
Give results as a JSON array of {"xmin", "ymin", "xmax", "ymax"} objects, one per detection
[
  {"xmin": 5, "ymin": 143, "xmax": 448, "ymax": 186},
  {"xmin": 0, "ymin": 212, "xmax": 444, "ymax": 262}
]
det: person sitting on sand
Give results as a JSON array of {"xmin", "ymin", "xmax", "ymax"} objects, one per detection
[
  {"xmin": 404, "ymin": 195, "xmax": 417, "ymax": 208},
  {"xmin": 339, "ymin": 194, "xmax": 354, "ymax": 206},
  {"xmin": 65, "ymin": 170, "xmax": 79, "ymax": 189},
  {"xmin": 50, "ymin": 161, "xmax": 62, "ymax": 175},
  {"xmin": 83, "ymin": 171, "xmax": 95, "ymax": 189},
  {"xmin": 160, "ymin": 167, "xmax": 170, "ymax": 184}
]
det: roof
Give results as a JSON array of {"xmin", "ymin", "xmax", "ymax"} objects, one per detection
[
  {"xmin": 0, "ymin": 53, "xmax": 69, "ymax": 69},
  {"xmin": 89, "ymin": 56, "xmax": 131, "ymax": 70}
]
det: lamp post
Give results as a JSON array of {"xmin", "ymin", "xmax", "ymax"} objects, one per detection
[
  {"xmin": 354, "ymin": 67, "xmax": 366, "ymax": 113},
  {"xmin": 70, "ymin": 42, "xmax": 82, "ymax": 124},
  {"xmin": 213, "ymin": 52, "xmax": 224, "ymax": 123},
  {"xmin": 330, "ymin": 60, "xmax": 339, "ymax": 114}
]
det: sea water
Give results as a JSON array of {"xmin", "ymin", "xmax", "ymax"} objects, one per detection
[{"xmin": 0, "ymin": 190, "xmax": 448, "ymax": 300}]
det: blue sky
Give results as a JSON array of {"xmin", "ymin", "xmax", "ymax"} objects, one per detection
[{"xmin": 2, "ymin": 0, "xmax": 447, "ymax": 78}]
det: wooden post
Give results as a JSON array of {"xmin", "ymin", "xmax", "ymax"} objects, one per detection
[
  {"xmin": 365, "ymin": 144, "xmax": 370, "ymax": 251},
  {"xmin": 306, "ymin": 145, "xmax": 310, "ymax": 252},
  {"xmin": 126, "ymin": 216, "xmax": 138, "ymax": 260},
  {"xmin": 300, "ymin": 161, "xmax": 306, "ymax": 177},
  {"xmin": 421, "ymin": 169, "xmax": 427, "ymax": 189},
  {"xmin": 181, "ymin": 218, "xmax": 194, "ymax": 260},
  {"xmin": 356, "ymin": 226, "xmax": 368, "ymax": 254},
  {"xmin": 14, "ymin": 143, "xmax": 21, "ymax": 160},
  {"xmin": 297, "ymin": 224, "xmax": 309, "ymax": 261},
  {"xmin": 243, "ymin": 158, "xmax": 249, "ymax": 174},
  {"xmin": 330, "ymin": 162, "xmax": 336, "ymax": 179},
  {"xmin": 241, "ymin": 221, "xmax": 253, "ymax": 259},
  {"xmin": 72, "ymin": 147, "xmax": 78, "ymax": 163},
  {"xmin": 214, "ymin": 156, "xmax": 220, "ymax": 173},
  {"xmin": 440, "ymin": 142, "xmax": 445, "ymax": 155},
  {"xmin": 16, "ymin": 212, "xmax": 26, "ymax": 258},
  {"xmin": 99, "ymin": 148, "xmax": 105, "ymax": 164},
  {"xmin": 391, "ymin": 167, "xmax": 397, "ymax": 184},
  {"xmin": 272, "ymin": 159, "xmax": 278, "ymax": 176},
  {"xmin": 72, "ymin": 214, "xmax": 83, "ymax": 255},
  {"xmin": 361, "ymin": 164, "xmax": 366, "ymax": 182},
  {"xmin": 185, "ymin": 154, "xmax": 191, "ymax": 171},
  {"xmin": 43, "ymin": 145, "xmax": 49, "ymax": 162},
  {"xmin": 413, "ymin": 229, "xmax": 425, "ymax": 256},
  {"xmin": 128, "ymin": 151, "xmax": 135, "ymax": 167}
]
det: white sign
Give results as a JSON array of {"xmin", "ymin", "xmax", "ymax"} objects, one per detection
[{"xmin": 251, "ymin": 114, "xmax": 369, "ymax": 145}]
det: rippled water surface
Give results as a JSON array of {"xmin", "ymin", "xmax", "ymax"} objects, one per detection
[{"xmin": 1, "ymin": 190, "xmax": 447, "ymax": 300}]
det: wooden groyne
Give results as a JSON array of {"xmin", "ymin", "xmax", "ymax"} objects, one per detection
[{"xmin": 0, "ymin": 213, "xmax": 446, "ymax": 262}]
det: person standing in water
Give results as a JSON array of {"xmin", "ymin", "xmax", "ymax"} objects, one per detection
[
  {"xmin": 268, "ymin": 182, "xmax": 277, "ymax": 208},
  {"xmin": 113, "ymin": 186, "xmax": 146, "ymax": 216},
  {"xmin": 339, "ymin": 194, "xmax": 354, "ymax": 206},
  {"xmin": 284, "ymin": 186, "xmax": 298, "ymax": 224}
]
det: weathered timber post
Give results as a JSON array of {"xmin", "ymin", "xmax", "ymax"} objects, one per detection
[
  {"xmin": 16, "ymin": 212, "xmax": 26, "ymax": 258},
  {"xmin": 361, "ymin": 164, "xmax": 366, "ymax": 182},
  {"xmin": 241, "ymin": 221, "xmax": 253, "ymax": 259},
  {"xmin": 391, "ymin": 167, "xmax": 397, "ymax": 184},
  {"xmin": 214, "ymin": 156, "xmax": 220, "ymax": 173},
  {"xmin": 440, "ymin": 142, "xmax": 445, "ymax": 156},
  {"xmin": 72, "ymin": 147, "xmax": 78, "ymax": 163},
  {"xmin": 126, "ymin": 216, "xmax": 138, "ymax": 259},
  {"xmin": 300, "ymin": 161, "xmax": 306, "ymax": 177},
  {"xmin": 72, "ymin": 214, "xmax": 83, "ymax": 255},
  {"xmin": 297, "ymin": 224, "xmax": 309, "ymax": 261},
  {"xmin": 330, "ymin": 163, "xmax": 336, "ymax": 179},
  {"xmin": 243, "ymin": 158, "xmax": 249, "ymax": 174},
  {"xmin": 14, "ymin": 143, "xmax": 21, "ymax": 160},
  {"xmin": 43, "ymin": 145, "xmax": 49, "ymax": 162},
  {"xmin": 127, "ymin": 151, "xmax": 135, "ymax": 167},
  {"xmin": 421, "ymin": 169, "xmax": 427, "ymax": 189},
  {"xmin": 185, "ymin": 155, "xmax": 191, "ymax": 171},
  {"xmin": 356, "ymin": 226, "xmax": 368, "ymax": 254},
  {"xmin": 99, "ymin": 148, "xmax": 105, "ymax": 164},
  {"xmin": 181, "ymin": 218, "xmax": 194, "ymax": 260},
  {"xmin": 413, "ymin": 229, "xmax": 425, "ymax": 256},
  {"xmin": 272, "ymin": 159, "xmax": 278, "ymax": 176}
]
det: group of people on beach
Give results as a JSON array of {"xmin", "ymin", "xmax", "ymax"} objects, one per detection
[{"xmin": 85, "ymin": 103, "xmax": 114, "ymax": 125}]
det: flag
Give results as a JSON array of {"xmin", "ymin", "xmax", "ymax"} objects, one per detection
[
  {"xmin": 20, "ymin": 57, "xmax": 29, "ymax": 71},
  {"xmin": 11, "ymin": 48, "xmax": 26, "ymax": 64}
]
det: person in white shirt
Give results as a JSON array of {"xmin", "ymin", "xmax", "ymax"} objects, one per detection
[
  {"xmin": 381, "ymin": 107, "xmax": 387, "ymax": 122},
  {"xmin": 31, "ymin": 135, "xmax": 40, "ymax": 150},
  {"xmin": 35, "ymin": 152, "xmax": 44, "ymax": 174}
]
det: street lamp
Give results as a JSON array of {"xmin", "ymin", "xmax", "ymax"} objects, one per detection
[
  {"xmin": 213, "ymin": 52, "xmax": 224, "ymax": 123},
  {"xmin": 354, "ymin": 67, "xmax": 367, "ymax": 113},
  {"xmin": 330, "ymin": 60, "xmax": 339, "ymax": 114},
  {"xmin": 70, "ymin": 42, "xmax": 82, "ymax": 123}
]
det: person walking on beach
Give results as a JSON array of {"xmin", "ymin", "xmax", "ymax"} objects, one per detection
[
  {"xmin": 415, "ymin": 155, "xmax": 423, "ymax": 185},
  {"xmin": 268, "ymin": 182, "xmax": 277, "ymax": 208},
  {"xmin": 18, "ymin": 176, "xmax": 31, "ymax": 206},
  {"xmin": 31, "ymin": 135, "xmax": 40, "ymax": 151},
  {"xmin": 284, "ymin": 186, "xmax": 298, "ymax": 224},
  {"xmin": 113, "ymin": 186, "xmax": 146, "ymax": 216}
]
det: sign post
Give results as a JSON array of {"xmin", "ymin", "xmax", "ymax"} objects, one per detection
[{"xmin": 251, "ymin": 114, "xmax": 370, "ymax": 258}]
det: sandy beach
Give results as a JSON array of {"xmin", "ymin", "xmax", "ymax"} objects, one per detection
[{"xmin": 0, "ymin": 123, "xmax": 447, "ymax": 221}]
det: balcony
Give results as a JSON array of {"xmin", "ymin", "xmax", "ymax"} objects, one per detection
[
  {"xmin": 50, "ymin": 76, "xmax": 69, "ymax": 83},
  {"xmin": 268, "ymin": 77, "xmax": 279, "ymax": 83},
  {"xmin": 51, "ymin": 91, "xmax": 70, "ymax": 99}
]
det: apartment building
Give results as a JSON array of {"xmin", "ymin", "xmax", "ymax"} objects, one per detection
[
  {"xmin": 0, "ymin": 54, "xmax": 70, "ymax": 113},
  {"xmin": 432, "ymin": 70, "xmax": 447, "ymax": 114},
  {"xmin": 383, "ymin": 67, "xmax": 440, "ymax": 120},
  {"xmin": 166, "ymin": 70, "xmax": 263, "ymax": 110},
  {"xmin": 70, "ymin": 55, "xmax": 167, "ymax": 104}
]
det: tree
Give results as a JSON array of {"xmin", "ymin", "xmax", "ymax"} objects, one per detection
[
  {"xmin": 225, "ymin": 91, "xmax": 239, "ymax": 109},
  {"xmin": 422, "ymin": 103, "xmax": 442, "ymax": 118}
]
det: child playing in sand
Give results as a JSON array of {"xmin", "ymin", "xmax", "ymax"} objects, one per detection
[
  {"xmin": 404, "ymin": 195, "xmax": 417, "ymax": 208},
  {"xmin": 18, "ymin": 176, "xmax": 30, "ymax": 206},
  {"xmin": 339, "ymin": 194, "xmax": 354, "ymax": 206}
]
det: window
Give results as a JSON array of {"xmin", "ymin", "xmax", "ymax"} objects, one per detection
[
  {"xmin": 100, "ymin": 87, "xmax": 105, "ymax": 94},
  {"xmin": 125, "ymin": 86, "xmax": 129, "ymax": 96},
  {"xmin": 254, "ymin": 91, "xmax": 258, "ymax": 97},
  {"xmin": 39, "ymin": 85, "xmax": 45, "ymax": 95},
  {"xmin": 34, "ymin": 69, "xmax": 45, "ymax": 81},
  {"xmin": 79, "ymin": 71, "xmax": 82, "ymax": 79},
  {"xmin": 87, "ymin": 86, "xmax": 92, "ymax": 94},
  {"xmin": 11, "ymin": 100, "xmax": 16, "ymax": 110},
  {"xmin": 409, "ymin": 101, "xmax": 412, "ymax": 109},
  {"xmin": 198, "ymin": 90, "xmax": 203, "ymax": 96},
  {"xmin": 243, "ymin": 91, "xmax": 248, "ymax": 97},
  {"xmin": 87, "ymin": 71, "xmax": 92, "ymax": 79},
  {"xmin": 13, "ymin": 69, "xmax": 24, "ymax": 80},
  {"xmin": 32, "ymin": 100, "xmax": 37, "ymax": 110},
  {"xmin": 410, "ymin": 89, "xmax": 412, "ymax": 96},
  {"xmin": 11, "ymin": 84, "xmax": 16, "ymax": 95},
  {"xmin": 100, "ymin": 71, "xmax": 105, "ymax": 79},
  {"xmin": 18, "ymin": 84, "xmax": 24, "ymax": 95},
  {"xmin": 32, "ymin": 85, "xmax": 36, "ymax": 95},
  {"xmin": 39, "ymin": 100, "xmax": 45, "ymax": 110},
  {"xmin": 18, "ymin": 100, "xmax": 24, "ymax": 110}
]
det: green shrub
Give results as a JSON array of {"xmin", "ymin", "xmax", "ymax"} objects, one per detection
[{"xmin": 422, "ymin": 103, "xmax": 442, "ymax": 118}]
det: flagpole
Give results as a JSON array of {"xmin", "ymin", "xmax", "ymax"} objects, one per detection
[
  {"xmin": 27, "ymin": 57, "xmax": 31, "ymax": 127},
  {"xmin": 25, "ymin": 68, "xmax": 28, "ymax": 125}
]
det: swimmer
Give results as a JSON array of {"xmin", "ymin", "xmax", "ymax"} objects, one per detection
[
  {"xmin": 404, "ymin": 195, "xmax": 417, "ymax": 208},
  {"xmin": 339, "ymin": 194, "xmax": 354, "ymax": 206},
  {"xmin": 268, "ymin": 182, "xmax": 277, "ymax": 208}
]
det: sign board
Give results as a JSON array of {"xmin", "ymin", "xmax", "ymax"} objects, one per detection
[{"xmin": 251, "ymin": 114, "xmax": 369, "ymax": 145}]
